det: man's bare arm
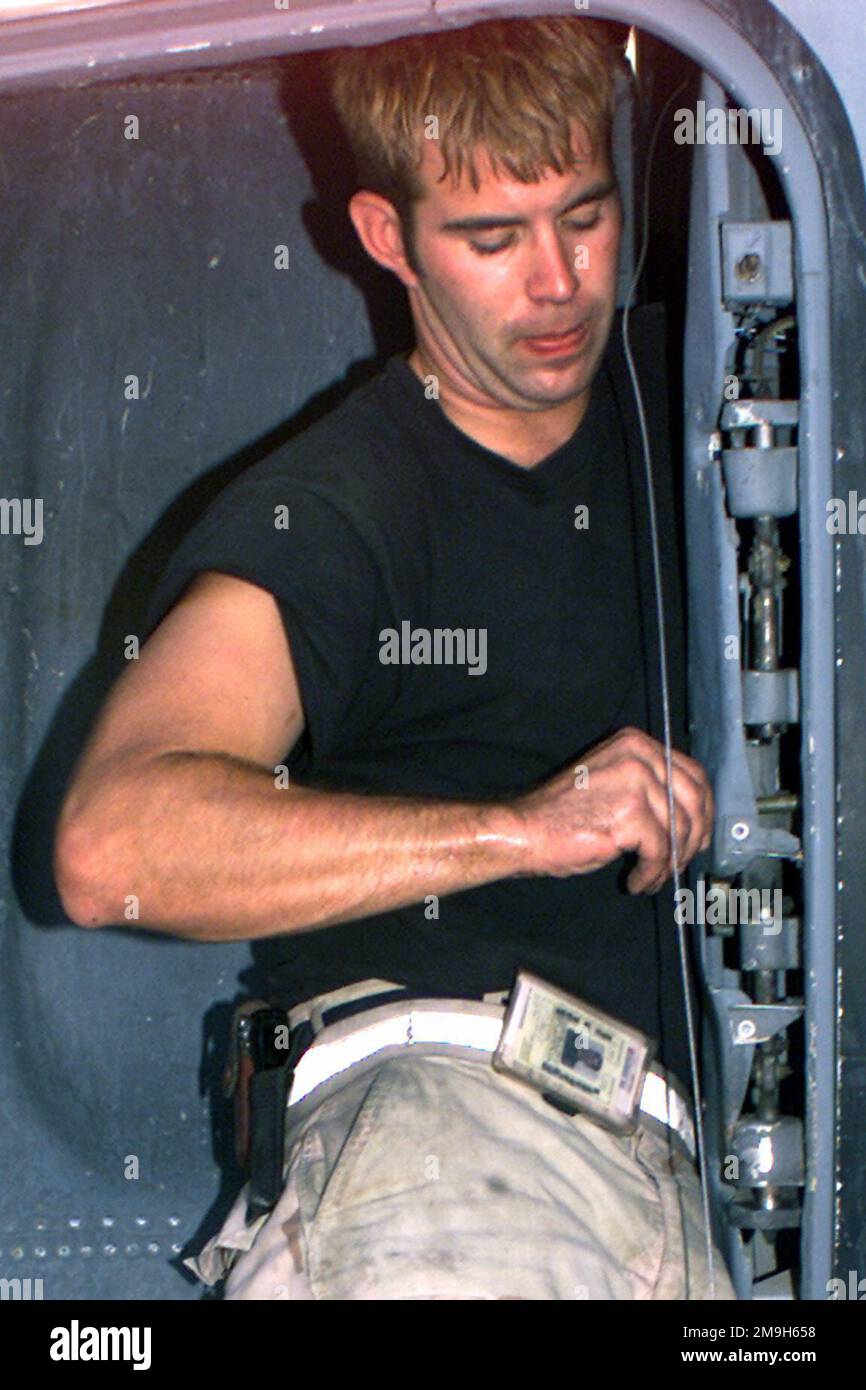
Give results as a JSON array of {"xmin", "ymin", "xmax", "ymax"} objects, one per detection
[
  {"xmin": 53, "ymin": 572, "xmax": 529, "ymax": 940},
  {"xmin": 53, "ymin": 572, "xmax": 713, "ymax": 941}
]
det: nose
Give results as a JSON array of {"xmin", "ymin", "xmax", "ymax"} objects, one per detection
[{"xmin": 527, "ymin": 228, "xmax": 580, "ymax": 303}]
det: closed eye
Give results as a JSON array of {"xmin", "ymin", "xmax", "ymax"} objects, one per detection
[{"xmin": 469, "ymin": 212, "xmax": 602, "ymax": 256}]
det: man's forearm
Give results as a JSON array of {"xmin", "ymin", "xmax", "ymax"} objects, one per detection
[{"xmin": 56, "ymin": 750, "xmax": 532, "ymax": 940}]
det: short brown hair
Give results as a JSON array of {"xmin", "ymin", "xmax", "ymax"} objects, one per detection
[{"xmin": 326, "ymin": 15, "xmax": 623, "ymax": 274}]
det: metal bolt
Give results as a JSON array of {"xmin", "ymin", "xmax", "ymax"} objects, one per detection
[
  {"xmin": 757, "ymin": 793, "xmax": 799, "ymax": 814},
  {"xmin": 736, "ymin": 253, "xmax": 762, "ymax": 282},
  {"xmin": 732, "ymin": 821, "xmax": 751, "ymax": 841}
]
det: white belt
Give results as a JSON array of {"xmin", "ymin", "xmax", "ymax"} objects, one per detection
[{"xmin": 286, "ymin": 998, "xmax": 696, "ymax": 1160}]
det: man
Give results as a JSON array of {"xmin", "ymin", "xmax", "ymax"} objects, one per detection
[{"xmin": 54, "ymin": 16, "xmax": 734, "ymax": 1298}]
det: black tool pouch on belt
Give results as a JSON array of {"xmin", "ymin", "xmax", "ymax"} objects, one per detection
[
  {"xmin": 247, "ymin": 1058, "xmax": 292, "ymax": 1222},
  {"xmin": 223, "ymin": 1002, "xmax": 310, "ymax": 1224}
]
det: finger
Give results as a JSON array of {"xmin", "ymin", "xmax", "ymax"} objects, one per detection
[
  {"xmin": 621, "ymin": 739, "xmax": 711, "ymax": 861},
  {"xmin": 646, "ymin": 742, "xmax": 711, "ymax": 802},
  {"xmin": 650, "ymin": 783, "xmax": 692, "ymax": 866},
  {"xmin": 627, "ymin": 857, "xmax": 665, "ymax": 894},
  {"xmin": 669, "ymin": 750, "xmax": 714, "ymax": 839},
  {"xmin": 617, "ymin": 782, "xmax": 691, "ymax": 893},
  {"xmin": 607, "ymin": 735, "xmax": 712, "ymax": 881},
  {"xmin": 665, "ymin": 741, "xmax": 713, "ymax": 784},
  {"xmin": 661, "ymin": 765, "xmax": 711, "ymax": 866},
  {"xmin": 632, "ymin": 774, "xmax": 711, "ymax": 888},
  {"xmin": 624, "ymin": 810, "xmax": 671, "ymax": 894},
  {"xmin": 640, "ymin": 775, "xmax": 702, "ymax": 871}
]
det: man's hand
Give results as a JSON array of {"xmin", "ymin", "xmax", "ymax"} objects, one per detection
[{"xmin": 512, "ymin": 726, "xmax": 714, "ymax": 894}]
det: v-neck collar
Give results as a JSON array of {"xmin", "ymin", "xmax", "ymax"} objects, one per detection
[{"xmin": 385, "ymin": 351, "xmax": 613, "ymax": 494}]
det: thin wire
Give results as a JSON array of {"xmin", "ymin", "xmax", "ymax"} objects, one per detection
[{"xmin": 620, "ymin": 76, "xmax": 718, "ymax": 1299}]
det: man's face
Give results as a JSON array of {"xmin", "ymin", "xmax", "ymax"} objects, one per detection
[{"xmin": 403, "ymin": 122, "xmax": 622, "ymax": 414}]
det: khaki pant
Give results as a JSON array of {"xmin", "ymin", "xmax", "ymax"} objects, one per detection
[{"xmin": 188, "ymin": 1023, "xmax": 736, "ymax": 1300}]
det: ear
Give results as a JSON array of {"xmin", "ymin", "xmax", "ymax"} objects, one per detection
[{"xmin": 348, "ymin": 190, "xmax": 420, "ymax": 287}]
